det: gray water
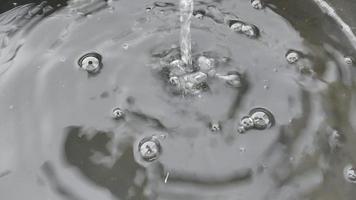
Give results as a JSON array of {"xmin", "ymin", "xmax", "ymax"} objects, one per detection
[{"xmin": 1, "ymin": 0, "xmax": 356, "ymax": 200}]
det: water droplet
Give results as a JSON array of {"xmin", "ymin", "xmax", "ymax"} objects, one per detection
[
  {"xmin": 112, "ymin": 107, "xmax": 125, "ymax": 119},
  {"xmin": 209, "ymin": 122, "xmax": 221, "ymax": 132},
  {"xmin": 344, "ymin": 165, "xmax": 356, "ymax": 183},
  {"xmin": 344, "ymin": 56, "xmax": 354, "ymax": 65},
  {"xmin": 286, "ymin": 50, "xmax": 300, "ymax": 64},
  {"xmin": 251, "ymin": 0, "xmax": 264, "ymax": 9},
  {"xmin": 78, "ymin": 52, "xmax": 102, "ymax": 74},
  {"xmin": 138, "ymin": 137, "xmax": 161, "ymax": 162}
]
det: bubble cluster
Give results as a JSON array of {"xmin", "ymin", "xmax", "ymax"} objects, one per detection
[
  {"xmin": 209, "ymin": 122, "xmax": 221, "ymax": 132},
  {"xmin": 78, "ymin": 52, "xmax": 102, "ymax": 74},
  {"xmin": 237, "ymin": 108, "xmax": 274, "ymax": 133},
  {"xmin": 138, "ymin": 136, "xmax": 162, "ymax": 162},
  {"xmin": 229, "ymin": 20, "xmax": 259, "ymax": 38}
]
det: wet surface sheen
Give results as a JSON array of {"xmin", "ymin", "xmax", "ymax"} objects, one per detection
[{"xmin": 0, "ymin": 0, "xmax": 356, "ymax": 200}]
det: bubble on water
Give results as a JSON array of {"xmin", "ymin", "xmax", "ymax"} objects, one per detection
[
  {"xmin": 209, "ymin": 122, "xmax": 221, "ymax": 132},
  {"xmin": 249, "ymin": 107, "xmax": 274, "ymax": 130},
  {"xmin": 78, "ymin": 52, "xmax": 102, "ymax": 74},
  {"xmin": 169, "ymin": 76, "xmax": 180, "ymax": 87},
  {"xmin": 216, "ymin": 71, "xmax": 242, "ymax": 88},
  {"xmin": 286, "ymin": 50, "xmax": 300, "ymax": 64},
  {"xmin": 344, "ymin": 56, "xmax": 354, "ymax": 65},
  {"xmin": 241, "ymin": 24, "xmax": 259, "ymax": 38},
  {"xmin": 154, "ymin": 2, "xmax": 175, "ymax": 8},
  {"xmin": 237, "ymin": 108, "xmax": 274, "ymax": 133},
  {"xmin": 197, "ymin": 56, "xmax": 215, "ymax": 73},
  {"xmin": 193, "ymin": 9, "xmax": 205, "ymax": 19},
  {"xmin": 251, "ymin": 0, "xmax": 264, "ymax": 9},
  {"xmin": 122, "ymin": 43, "xmax": 129, "ymax": 50},
  {"xmin": 229, "ymin": 20, "xmax": 244, "ymax": 32},
  {"xmin": 237, "ymin": 116, "xmax": 254, "ymax": 133},
  {"xmin": 138, "ymin": 137, "xmax": 161, "ymax": 162},
  {"xmin": 344, "ymin": 165, "xmax": 356, "ymax": 183},
  {"xmin": 112, "ymin": 107, "xmax": 125, "ymax": 119}
]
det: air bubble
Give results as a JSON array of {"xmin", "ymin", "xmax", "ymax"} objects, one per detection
[
  {"xmin": 249, "ymin": 108, "xmax": 274, "ymax": 130},
  {"xmin": 241, "ymin": 24, "xmax": 259, "ymax": 38},
  {"xmin": 122, "ymin": 43, "xmax": 129, "ymax": 50},
  {"xmin": 344, "ymin": 56, "xmax": 354, "ymax": 65},
  {"xmin": 344, "ymin": 165, "xmax": 356, "ymax": 183},
  {"xmin": 78, "ymin": 52, "xmax": 102, "ymax": 74},
  {"xmin": 286, "ymin": 50, "xmax": 300, "ymax": 64},
  {"xmin": 169, "ymin": 76, "xmax": 180, "ymax": 87},
  {"xmin": 138, "ymin": 137, "xmax": 161, "ymax": 162},
  {"xmin": 229, "ymin": 20, "xmax": 244, "ymax": 32},
  {"xmin": 216, "ymin": 71, "xmax": 242, "ymax": 88},
  {"xmin": 251, "ymin": 0, "xmax": 264, "ymax": 9},
  {"xmin": 209, "ymin": 122, "xmax": 221, "ymax": 132},
  {"xmin": 237, "ymin": 108, "xmax": 274, "ymax": 133},
  {"xmin": 112, "ymin": 107, "xmax": 125, "ymax": 119},
  {"xmin": 197, "ymin": 56, "xmax": 215, "ymax": 73},
  {"xmin": 193, "ymin": 10, "xmax": 205, "ymax": 19}
]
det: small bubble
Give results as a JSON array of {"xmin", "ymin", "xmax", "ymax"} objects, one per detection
[
  {"xmin": 249, "ymin": 108, "xmax": 274, "ymax": 130},
  {"xmin": 286, "ymin": 50, "xmax": 300, "ymax": 64},
  {"xmin": 229, "ymin": 20, "xmax": 244, "ymax": 32},
  {"xmin": 344, "ymin": 56, "xmax": 354, "ymax": 65},
  {"xmin": 251, "ymin": 0, "xmax": 264, "ymax": 9},
  {"xmin": 122, "ymin": 43, "xmax": 129, "ymax": 50},
  {"xmin": 197, "ymin": 56, "xmax": 215, "ymax": 72},
  {"xmin": 241, "ymin": 24, "xmax": 259, "ymax": 38},
  {"xmin": 138, "ymin": 137, "xmax": 161, "ymax": 162},
  {"xmin": 344, "ymin": 165, "xmax": 356, "ymax": 183},
  {"xmin": 78, "ymin": 52, "xmax": 102, "ymax": 74},
  {"xmin": 237, "ymin": 108, "xmax": 274, "ymax": 133},
  {"xmin": 216, "ymin": 71, "xmax": 242, "ymax": 88},
  {"xmin": 193, "ymin": 10, "xmax": 205, "ymax": 19},
  {"xmin": 169, "ymin": 76, "xmax": 180, "ymax": 87},
  {"xmin": 112, "ymin": 107, "xmax": 125, "ymax": 119},
  {"xmin": 209, "ymin": 122, "xmax": 221, "ymax": 132}
]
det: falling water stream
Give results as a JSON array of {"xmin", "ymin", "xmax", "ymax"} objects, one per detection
[
  {"xmin": 179, "ymin": 0, "xmax": 193, "ymax": 68},
  {"xmin": 1, "ymin": 0, "xmax": 356, "ymax": 200}
]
